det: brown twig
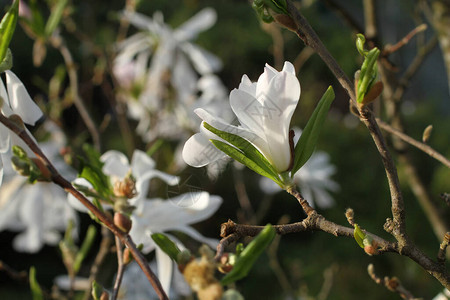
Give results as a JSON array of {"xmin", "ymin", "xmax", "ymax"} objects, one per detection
[
  {"xmin": 367, "ymin": 264, "xmax": 421, "ymax": 300},
  {"xmin": 383, "ymin": 24, "xmax": 428, "ymax": 55},
  {"xmin": 112, "ymin": 236, "xmax": 126, "ymax": 300},
  {"xmin": 0, "ymin": 114, "xmax": 168, "ymax": 300},
  {"xmin": 0, "ymin": 260, "xmax": 28, "ymax": 282},
  {"xmin": 377, "ymin": 119, "xmax": 450, "ymax": 168}
]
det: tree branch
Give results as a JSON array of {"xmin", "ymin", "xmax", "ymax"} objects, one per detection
[{"xmin": 0, "ymin": 114, "xmax": 169, "ymax": 300}]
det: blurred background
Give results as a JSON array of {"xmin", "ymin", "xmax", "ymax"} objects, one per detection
[{"xmin": 0, "ymin": 0, "xmax": 449, "ymax": 299}]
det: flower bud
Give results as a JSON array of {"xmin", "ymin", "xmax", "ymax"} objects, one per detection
[
  {"xmin": 122, "ymin": 247, "xmax": 133, "ymax": 265},
  {"xmin": 114, "ymin": 212, "xmax": 132, "ymax": 233}
]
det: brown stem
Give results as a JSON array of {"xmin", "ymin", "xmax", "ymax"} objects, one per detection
[
  {"xmin": 377, "ymin": 119, "xmax": 450, "ymax": 168},
  {"xmin": 0, "ymin": 114, "xmax": 169, "ymax": 300},
  {"xmin": 367, "ymin": 264, "xmax": 418, "ymax": 300},
  {"xmin": 112, "ymin": 236, "xmax": 126, "ymax": 300}
]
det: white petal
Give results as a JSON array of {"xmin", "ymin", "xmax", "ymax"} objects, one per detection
[
  {"xmin": 67, "ymin": 178, "xmax": 92, "ymax": 213},
  {"xmin": 282, "ymin": 61, "xmax": 296, "ymax": 75},
  {"xmin": 130, "ymin": 150, "xmax": 156, "ymax": 177},
  {"xmin": 5, "ymin": 71, "xmax": 43, "ymax": 125},
  {"xmin": 156, "ymin": 247, "xmax": 173, "ymax": 297},
  {"xmin": 255, "ymin": 64, "xmax": 278, "ymax": 100},
  {"xmin": 174, "ymin": 8, "xmax": 217, "ymax": 41},
  {"xmin": 238, "ymin": 74, "xmax": 256, "ymax": 96},
  {"xmin": 182, "ymin": 133, "xmax": 225, "ymax": 167},
  {"xmin": 101, "ymin": 150, "xmax": 130, "ymax": 178},
  {"xmin": 195, "ymin": 108, "xmax": 268, "ymax": 153},
  {"xmin": 260, "ymin": 71, "xmax": 300, "ymax": 171},
  {"xmin": 229, "ymin": 88, "xmax": 267, "ymax": 139},
  {"xmin": 0, "ymin": 157, "xmax": 3, "ymax": 187},
  {"xmin": 0, "ymin": 124, "xmax": 10, "ymax": 153},
  {"xmin": 181, "ymin": 43, "xmax": 222, "ymax": 74},
  {"xmin": 172, "ymin": 225, "xmax": 218, "ymax": 249}
]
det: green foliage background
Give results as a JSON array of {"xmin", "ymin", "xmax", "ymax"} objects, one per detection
[{"xmin": 0, "ymin": 0, "xmax": 449, "ymax": 299}]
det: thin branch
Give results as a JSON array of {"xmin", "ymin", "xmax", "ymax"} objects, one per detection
[
  {"xmin": 0, "ymin": 114, "xmax": 168, "ymax": 300},
  {"xmin": 0, "ymin": 260, "xmax": 28, "ymax": 282},
  {"xmin": 383, "ymin": 24, "xmax": 428, "ymax": 55},
  {"xmin": 112, "ymin": 236, "xmax": 126, "ymax": 300},
  {"xmin": 377, "ymin": 119, "xmax": 450, "ymax": 168},
  {"xmin": 393, "ymin": 36, "xmax": 439, "ymax": 102},
  {"xmin": 368, "ymin": 264, "xmax": 422, "ymax": 300},
  {"xmin": 49, "ymin": 35, "xmax": 102, "ymax": 151}
]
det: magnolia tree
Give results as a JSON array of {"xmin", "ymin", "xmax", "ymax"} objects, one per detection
[{"xmin": 0, "ymin": 0, "xmax": 449, "ymax": 299}]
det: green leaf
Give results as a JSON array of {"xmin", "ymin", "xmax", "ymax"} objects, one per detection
[
  {"xmin": 353, "ymin": 224, "xmax": 365, "ymax": 248},
  {"xmin": 91, "ymin": 280, "xmax": 104, "ymax": 300},
  {"xmin": 73, "ymin": 225, "xmax": 97, "ymax": 274},
  {"xmin": 221, "ymin": 224, "xmax": 276, "ymax": 285},
  {"xmin": 356, "ymin": 33, "xmax": 367, "ymax": 57},
  {"xmin": 210, "ymin": 139, "xmax": 283, "ymax": 186},
  {"xmin": 0, "ymin": 0, "xmax": 19, "ymax": 64},
  {"xmin": 26, "ymin": 0, "xmax": 46, "ymax": 37},
  {"xmin": 203, "ymin": 122, "xmax": 280, "ymax": 181},
  {"xmin": 44, "ymin": 0, "xmax": 68, "ymax": 36},
  {"xmin": 29, "ymin": 267, "xmax": 44, "ymax": 300},
  {"xmin": 292, "ymin": 86, "xmax": 335, "ymax": 175},
  {"xmin": 151, "ymin": 233, "xmax": 182, "ymax": 262},
  {"xmin": 357, "ymin": 48, "xmax": 380, "ymax": 103}
]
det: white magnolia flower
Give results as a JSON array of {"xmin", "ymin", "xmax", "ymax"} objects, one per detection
[
  {"xmin": 129, "ymin": 192, "xmax": 222, "ymax": 297},
  {"xmin": 260, "ymin": 151, "xmax": 339, "ymax": 209},
  {"xmin": 113, "ymin": 8, "xmax": 225, "ymax": 142},
  {"xmin": 68, "ymin": 149, "xmax": 222, "ymax": 297},
  {"xmin": 68, "ymin": 149, "xmax": 179, "ymax": 214},
  {"xmin": 118, "ymin": 261, "xmax": 191, "ymax": 300},
  {"xmin": 0, "ymin": 70, "xmax": 43, "ymax": 184},
  {"xmin": 0, "ymin": 122, "xmax": 77, "ymax": 253},
  {"xmin": 183, "ymin": 61, "xmax": 301, "ymax": 173}
]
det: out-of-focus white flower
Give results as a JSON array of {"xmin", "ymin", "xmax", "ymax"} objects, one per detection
[
  {"xmin": 69, "ymin": 148, "xmax": 222, "ymax": 297},
  {"xmin": 68, "ymin": 149, "xmax": 179, "ymax": 214},
  {"xmin": 183, "ymin": 61, "xmax": 300, "ymax": 173},
  {"xmin": 260, "ymin": 151, "xmax": 339, "ymax": 209},
  {"xmin": 128, "ymin": 192, "xmax": 222, "ymax": 297},
  {"xmin": 0, "ymin": 122, "xmax": 77, "ymax": 253},
  {"xmin": 118, "ymin": 261, "xmax": 191, "ymax": 300},
  {"xmin": 0, "ymin": 70, "xmax": 43, "ymax": 184},
  {"xmin": 433, "ymin": 289, "xmax": 450, "ymax": 300},
  {"xmin": 113, "ymin": 8, "xmax": 226, "ymax": 143}
]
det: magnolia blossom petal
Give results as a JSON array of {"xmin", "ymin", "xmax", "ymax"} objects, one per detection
[
  {"xmin": 156, "ymin": 247, "xmax": 174, "ymax": 297},
  {"xmin": 171, "ymin": 225, "xmax": 218, "ymax": 249},
  {"xmin": 238, "ymin": 74, "xmax": 256, "ymax": 96},
  {"xmin": 260, "ymin": 71, "xmax": 300, "ymax": 171},
  {"xmin": 67, "ymin": 178, "xmax": 92, "ymax": 213},
  {"xmin": 181, "ymin": 43, "xmax": 222, "ymax": 75},
  {"xmin": 5, "ymin": 71, "xmax": 43, "ymax": 125},
  {"xmin": 183, "ymin": 133, "xmax": 225, "ymax": 167},
  {"xmin": 195, "ymin": 108, "xmax": 267, "ymax": 151},
  {"xmin": 130, "ymin": 150, "xmax": 156, "ymax": 178},
  {"xmin": 174, "ymin": 8, "xmax": 217, "ymax": 42},
  {"xmin": 101, "ymin": 150, "xmax": 130, "ymax": 179},
  {"xmin": 229, "ymin": 88, "xmax": 267, "ymax": 139}
]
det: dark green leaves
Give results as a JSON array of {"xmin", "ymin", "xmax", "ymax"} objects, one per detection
[
  {"xmin": 203, "ymin": 122, "xmax": 283, "ymax": 186},
  {"xmin": 291, "ymin": 86, "xmax": 335, "ymax": 175},
  {"xmin": 151, "ymin": 233, "xmax": 182, "ymax": 262},
  {"xmin": 252, "ymin": 0, "xmax": 289, "ymax": 23},
  {"xmin": 0, "ymin": 0, "xmax": 18, "ymax": 64},
  {"xmin": 221, "ymin": 224, "xmax": 276, "ymax": 285}
]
